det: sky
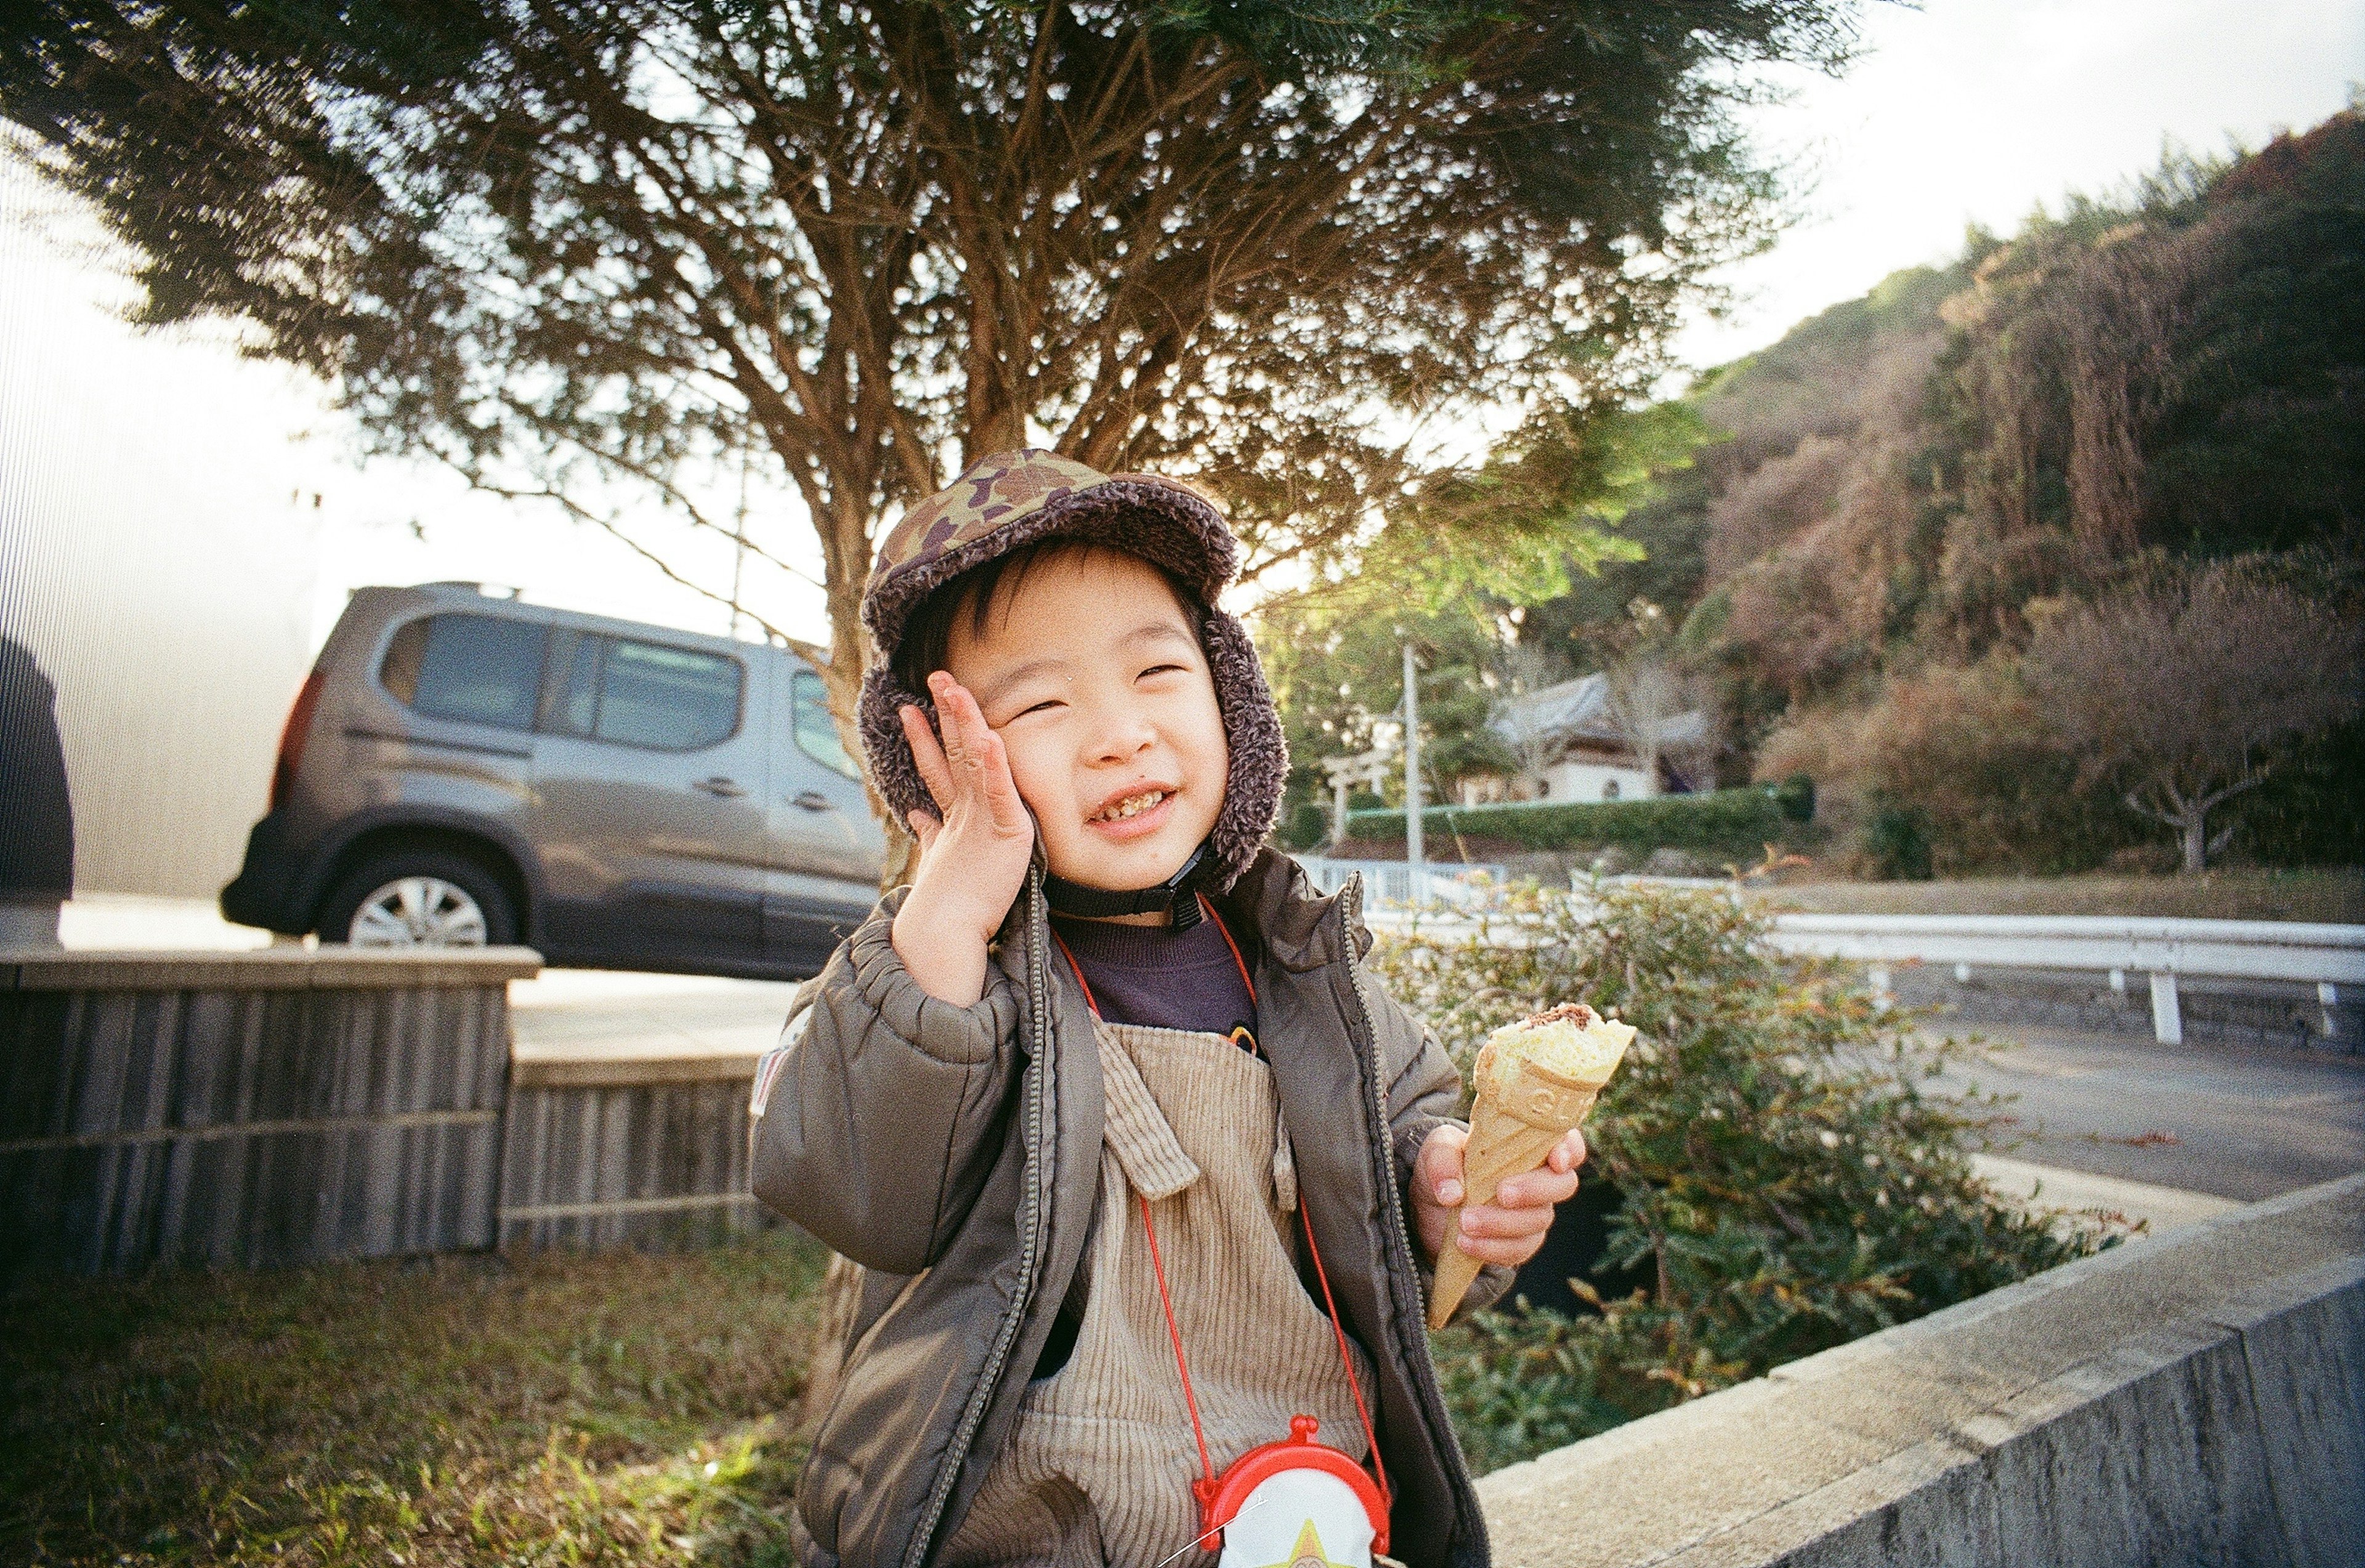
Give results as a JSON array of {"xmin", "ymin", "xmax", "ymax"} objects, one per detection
[{"xmin": 7, "ymin": 0, "xmax": 2361, "ymax": 660}]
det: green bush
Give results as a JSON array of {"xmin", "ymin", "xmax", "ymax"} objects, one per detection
[
  {"xmin": 1368, "ymin": 883, "xmax": 2105, "ymax": 1473},
  {"xmin": 1284, "ymin": 799, "xmax": 1332, "ymax": 849},
  {"xmin": 1774, "ymin": 773, "xmax": 1816, "ymax": 823},
  {"xmin": 1864, "ymin": 800, "xmax": 1936, "ymax": 881},
  {"xmin": 1342, "ymin": 788, "xmax": 1790, "ymax": 860}
]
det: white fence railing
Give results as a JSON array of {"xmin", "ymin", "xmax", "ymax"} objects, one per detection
[
  {"xmin": 1295, "ymin": 856, "xmax": 1510, "ymax": 910},
  {"xmin": 1765, "ymin": 914, "xmax": 2364, "ymax": 1045}
]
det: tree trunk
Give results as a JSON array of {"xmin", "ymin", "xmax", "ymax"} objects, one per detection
[{"xmin": 2179, "ymin": 811, "xmax": 2207, "ymax": 875}]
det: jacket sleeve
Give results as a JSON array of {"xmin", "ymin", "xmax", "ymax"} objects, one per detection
[
  {"xmin": 1352, "ymin": 937, "xmax": 1519, "ymax": 1324},
  {"xmin": 748, "ymin": 889, "xmax": 1024, "ymax": 1275}
]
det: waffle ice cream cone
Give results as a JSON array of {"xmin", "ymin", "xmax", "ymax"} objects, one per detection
[{"xmin": 1429, "ymin": 1004, "xmax": 1636, "ymax": 1330}]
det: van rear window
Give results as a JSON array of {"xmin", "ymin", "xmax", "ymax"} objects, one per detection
[{"xmin": 380, "ymin": 614, "xmax": 549, "ymax": 730}]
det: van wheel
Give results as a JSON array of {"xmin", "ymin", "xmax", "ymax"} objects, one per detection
[{"xmin": 321, "ymin": 851, "xmax": 517, "ymax": 948}]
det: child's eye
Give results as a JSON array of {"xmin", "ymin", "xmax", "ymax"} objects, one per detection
[{"xmin": 1138, "ymin": 663, "xmax": 1185, "ymax": 680}]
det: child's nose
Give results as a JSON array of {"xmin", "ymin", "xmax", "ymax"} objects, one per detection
[{"xmin": 1084, "ymin": 706, "xmax": 1158, "ymax": 765}]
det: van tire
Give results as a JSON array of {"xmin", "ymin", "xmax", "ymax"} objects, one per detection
[{"xmin": 320, "ymin": 849, "xmax": 519, "ymax": 948}]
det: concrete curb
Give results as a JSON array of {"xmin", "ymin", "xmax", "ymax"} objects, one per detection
[
  {"xmin": 0, "ymin": 944, "xmax": 544, "ymax": 992},
  {"xmin": 1478, "ymin": 1172, "xmax": 2365, "ymax": 1566}
]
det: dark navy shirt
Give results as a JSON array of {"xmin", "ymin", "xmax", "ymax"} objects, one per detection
[{"xmin": 1048, "ymin": 910, "xmax": 1259, "ymax": 1054}]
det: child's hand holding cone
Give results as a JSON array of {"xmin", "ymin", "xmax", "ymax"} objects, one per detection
[{"xmin": 1422, "ymin": 1004, "xmax": 1637, "ymax": 1330}]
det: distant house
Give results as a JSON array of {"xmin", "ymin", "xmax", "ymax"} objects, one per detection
[{"xmin": 1473, "ymin": 673, "xmax": 1710, "ymax": 806}]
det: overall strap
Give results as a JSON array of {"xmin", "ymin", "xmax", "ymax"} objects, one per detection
[{"xmin": 1049, "ymin": 894, "xmax": 1391, "ymax": 1519}]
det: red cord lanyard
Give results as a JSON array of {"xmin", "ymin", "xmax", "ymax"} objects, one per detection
[{"xmin": 1050, "ymin": 894, "xmax": 1391, "ymax": 1517}]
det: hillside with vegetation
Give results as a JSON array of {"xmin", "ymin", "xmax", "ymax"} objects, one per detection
[{"xmin": 1290, "ymin": 107, "xmax": 2364, "ymax": 879}]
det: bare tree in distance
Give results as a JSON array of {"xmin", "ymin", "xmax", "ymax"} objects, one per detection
[
  {"xmin": 1487, "ymin": 639, "xmax": 1571, "ymax": 798},
  {"xmin": 2024, "ymin": 561, "xmax": 2363, "ymax": 873},
  {"xmin": 1604, "ymin": 649, "xmax": 1718, "ymax": 791}
]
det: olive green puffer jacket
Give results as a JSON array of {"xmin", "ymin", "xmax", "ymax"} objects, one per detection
[{"xmin": 751, "ymin": 849, "xmax": 1509, "ymax": 1567}]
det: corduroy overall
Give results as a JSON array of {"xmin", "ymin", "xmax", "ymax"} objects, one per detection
[{"xmin": 940, "ymin": 994, "xmax": 1375, "ymax": 1564}]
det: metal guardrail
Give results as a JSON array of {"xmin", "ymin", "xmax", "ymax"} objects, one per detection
[
  {"xmin": 1321, "ymin": 869, "xmax": 2363, "ymax": 1049},
  {"xmin": 1765, "ymin": 914, "xmax": 2364, "ymax": 1046}
]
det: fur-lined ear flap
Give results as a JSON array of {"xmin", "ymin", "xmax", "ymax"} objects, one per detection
[
  {"xmin": 858, "ymin": 664, "xmax": 940, "ymax": 828},
  {"xmin": 1200, "ymin": 608, "xmax": 1287, "ymax": 891}
]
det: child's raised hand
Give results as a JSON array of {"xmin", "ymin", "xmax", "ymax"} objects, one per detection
[
  {"xmin": 1411, "ymin": 1123, "xmax": 1586, "ymax": 1271},
  {"xmin": 890, "ymin": 672, "xmax": 1037, "ymax": 1004}
]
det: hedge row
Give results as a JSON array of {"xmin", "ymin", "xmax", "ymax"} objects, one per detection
[{"xmin": 1343, "ymin": 787, "xmax": 1794, "ymax": 859}]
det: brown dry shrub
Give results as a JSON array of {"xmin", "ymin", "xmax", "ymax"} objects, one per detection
[{"xmin": 1760, "ymin": 659, "xmax": 2133, "ymax": 875}]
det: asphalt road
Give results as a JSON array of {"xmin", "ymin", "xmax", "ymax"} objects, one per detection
[
  {"xmin": 1917, "ymin": 1024, "xmax": 2365, "ymax": 1202},
  {"xmin": 507, "ymin": 970, "xmax": 2365, "ymax": 1205}
]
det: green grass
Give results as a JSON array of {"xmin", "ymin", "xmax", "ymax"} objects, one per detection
[{"xmin": 2, "ymin": 1232, "xmax": 830, "ymax": 1566}]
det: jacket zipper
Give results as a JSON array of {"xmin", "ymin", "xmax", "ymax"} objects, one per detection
[
  {"xmin": 1332, "ymin": 872, "xmax": 1487, "ymax": 1556},
  {"xmin": 904, "ymin": 867, "xmax": 1053, "ymax": 1568}
]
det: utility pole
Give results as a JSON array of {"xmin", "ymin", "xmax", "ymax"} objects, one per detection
[
  {"xmin": 1402, "ymin": 639, "xmax": 1424, "ymax": 871},
  {"xmin": 728, "ymin": 445, "xmax": 751, "ymax": 639}
]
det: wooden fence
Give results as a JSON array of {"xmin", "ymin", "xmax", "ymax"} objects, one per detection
[
  {"xmin": 499, "ymin": 1053, "xmax": 767, "ymax": 1252},
  {"xmin": 2, "ymin": 946, "xmax": 536, "ymax": 1272}
]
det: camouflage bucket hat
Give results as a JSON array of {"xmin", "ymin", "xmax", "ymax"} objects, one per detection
[{"xmin": 857, "ymin": 448, "xmax": 1286, "ymax": 893}]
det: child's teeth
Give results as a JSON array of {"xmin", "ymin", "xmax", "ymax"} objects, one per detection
[{"xmin": 1099, "ymin": 790, "xmax": 1166, "ymax": 822}]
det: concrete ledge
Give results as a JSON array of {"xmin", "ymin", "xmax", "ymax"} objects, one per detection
[
  {"xmin": 1478, "ymin": 1172, "xmax": 2365, "ymax": 1567},
  {"xmin": 510, "ymin": 1051, "xmax": 761, "ymax": 1089},
  {"xmin": 0, "ymin": 945, "xmax": 544, "ymax": 991}
]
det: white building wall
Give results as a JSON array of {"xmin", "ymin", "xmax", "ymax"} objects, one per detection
[
  {"xmin": 1540, "ymin": 759, "xmax": 1658, "ymax": 804},
  {"xmin": 2, "ymin": 159, "xmax": 324, "ymax": 903}
]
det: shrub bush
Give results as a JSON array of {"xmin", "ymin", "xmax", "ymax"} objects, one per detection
[
  {"xmin": 1284, "ymin": 799, "xmax": 1331, "ymax": 849},
  {"xmin": 1757, "ymin": 660, "xmax": 2143, "ymax": 876},
  {"xmin": 1369, "ymin": 883, "xmax": 2106, "ymax": 1473},
  {"xmin": 1343, "ymin": 788, "xmax": 1790, "ymax": 862}
]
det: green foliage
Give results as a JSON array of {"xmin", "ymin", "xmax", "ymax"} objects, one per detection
[
  {"xmin": 1367, "ymin": 884, "xmax": 2100, "ymax": 1471},
  {"xmin": 1285, "ymin": 799, "xmax": 1332, "ymax": 849},
  {"xmin": 1345, "ymin": 788, "xmax": 1789, "ymax": 860},
  {"xmin": 1863, "ymin": 800, "xmax": 1935, "ymax": 881},
  {"xmin": 0, "ymin": 0, "xmax": 1856, "ymax": 698},
  {"xmin": 1534, "ymin": 113, "xmax": 2365, "ymax": 874},
  {"xmin": 1774, "ymin": 773, "xmax": 1816, "ymax": 823}
]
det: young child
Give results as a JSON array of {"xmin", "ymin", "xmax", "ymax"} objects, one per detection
[{"xmin": 751, "ymin": 451, "xmax": 1585, "ymax": 1568}]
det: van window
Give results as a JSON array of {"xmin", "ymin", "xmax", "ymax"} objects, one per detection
[
  {"xmin": 793, "ymin": 671, "xmax": 861, "ymax": 780},
  {"xmin": 381, "ymin": 613, "xmax": 548, "ymax": 730},
  {"xmin": 540, "ymin": 632, "xmax": 742, "ymax": 750},
  {"xmin": 597, "ymin": 639, "xmax": 741, "ymax": 749}
]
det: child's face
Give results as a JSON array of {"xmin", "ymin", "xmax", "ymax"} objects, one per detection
[{"xmin": 942, "ymin": 546, "xmax": 1228, "ymax": 902}]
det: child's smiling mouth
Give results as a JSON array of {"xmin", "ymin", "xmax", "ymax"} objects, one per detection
[{"xmin": 1086, "ymin": 786, "xmax": 1178, "ymax": 837}]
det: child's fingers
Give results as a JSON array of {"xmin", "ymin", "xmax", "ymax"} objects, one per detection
[
  {"xmin": 900, "ymin": 703, "xmax": 956, "ymax": 812},
  {"xmin": 932, "ymin": 676, "xmax": 996, "ymax": 789},
  {"xmin": 971, "ymin": 726, "xmax": 1032, "ymax": 833},
  {"xmin": 932, "ymin": 676, "xmax": 1029, "ymax": 831},
  {"xmin": 1494, "ymin": 1162, "xmax": 1582, "ymax": 1211},
  {"xmin": 905, "ymin": 809, "xmax": 942, "ymax": 859},
  {"xmin": 1453, "ymin": 1199, "xmax": 1554, "ymax": 1259},
  {"xmin": 1546, "ymin": 1127, "xmax": 1588, "ymax": 1174},
  {"xmin": 1418, "ymin": 1124, "xmax": 1467, "ymax": 1208}
]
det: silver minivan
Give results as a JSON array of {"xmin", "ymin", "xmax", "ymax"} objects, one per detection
[{"xmin": 221, "ymin": 583, "xmax": 883, "ymax": 977}]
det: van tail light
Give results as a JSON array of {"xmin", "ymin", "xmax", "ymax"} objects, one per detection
[{"xmin": 270, "ymin": 667, "xmax": 327, "ymax": 813}]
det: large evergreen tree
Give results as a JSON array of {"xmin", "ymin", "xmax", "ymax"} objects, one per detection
[{"xmin": 2, "ymin": 0, "xmax": 1856, "ymax": 855}]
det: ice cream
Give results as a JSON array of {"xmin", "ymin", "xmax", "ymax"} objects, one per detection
[{"xmin": 1429, "ymin": 1003, "xmax": 1636, "ymax": 1330}]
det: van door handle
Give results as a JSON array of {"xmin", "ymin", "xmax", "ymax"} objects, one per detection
[
  {"xmin": 791, "ymin": 790, "xmax": 833, "ymax": 812},
  {"xmin": 693, "ymin": 776, "xmax": 748, "ymax": 798}
]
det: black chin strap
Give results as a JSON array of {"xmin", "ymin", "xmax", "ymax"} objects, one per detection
[{"xmin": 1043, "ymin": 841, "xmax": 1211, "ymax": 930}]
